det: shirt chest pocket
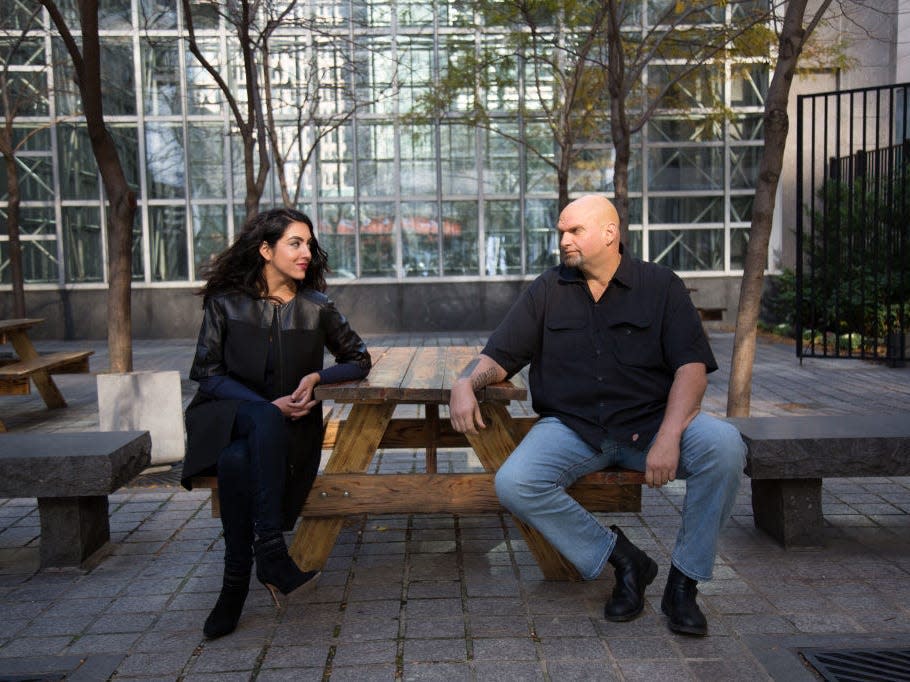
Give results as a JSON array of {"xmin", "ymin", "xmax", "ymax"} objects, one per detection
[
  {"xmin": 545, "ymin": 315, "xmax": 589, "ymax": 354},
  {"xmin": 609, "ymin": 319, "xmax": 663, "ymax": 368}
]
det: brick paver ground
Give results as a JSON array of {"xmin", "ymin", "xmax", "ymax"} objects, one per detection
[{"xmin": 0, "ymin": 330, "xmax": 908, "ymax": 680}]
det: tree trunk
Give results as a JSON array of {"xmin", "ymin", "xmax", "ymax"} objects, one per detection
[
  {"xmin": 727, "ymin": 0, "xmax": 817, "ymax": 417},
  {"xmin": 77, "ymin": 0, "xmax": 136, "ymax": 372},
  {"xmin": 611, "ymin": 124, "xmax": 631, "ymax": 248},
  {"xmin": 3, "ymin": 153, "xmax": 26, "ymax": 318}
]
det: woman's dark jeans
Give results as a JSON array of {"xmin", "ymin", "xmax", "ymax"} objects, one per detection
[{"xmin": 216, "ymin": 401, "xmax": 290, "ymax": 576}]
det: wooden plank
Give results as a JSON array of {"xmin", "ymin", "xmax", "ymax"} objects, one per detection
[
  {"xmin": 0, "ymin": 377, "xmax": 31, "ymax": 396},
  {"xmin": 0, "ymin": 351, "xmax": 93, "ymax": 378},
  {"xmin": 315, "ymin": 346, "xmax": 414, "ymax": 403},
  {"xmin": 289, "ymin": 401, "xmax": 396, "ymax": 571},
  {"xmin": 399, "ymin": 346, "xmax": 447, "ymax": 402}
]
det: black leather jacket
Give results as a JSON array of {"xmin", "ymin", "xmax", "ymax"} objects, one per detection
[{"xmin": 182, "ymin": 288, "xmax": 370, "ymax": 528}]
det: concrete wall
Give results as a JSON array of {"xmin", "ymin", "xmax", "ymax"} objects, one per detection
[{"xmin": 0, "ymin": 275, "xmax": 743, "ymax": 341}]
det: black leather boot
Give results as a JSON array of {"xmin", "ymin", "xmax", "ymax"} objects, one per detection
[
  {"xmin": 254, "ymin": 534, "xmax": 320, "ymax": 608},
  {"xmin": 203, "ymin": 571, "xmax": 250, "ymax": 639},
  {"xmin": 603, "ymin": 525, "xmax": 658, "ymax": 622},
  {"xmin": 661, "ymin": 564, "xmax": 708, "ymax": 636}
]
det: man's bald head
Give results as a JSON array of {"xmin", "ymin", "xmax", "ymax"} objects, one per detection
[{"xmin": 556, "ymin": 195, "xmax": 621, "ymax": 276}]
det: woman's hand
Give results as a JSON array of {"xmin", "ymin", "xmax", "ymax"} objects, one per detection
[{"xmin": 272, "ymin": 372, "xmax": 320, "ymax": 419}]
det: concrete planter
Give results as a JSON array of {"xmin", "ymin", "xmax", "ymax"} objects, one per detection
[{"xmin": 97, "ymin": 371, "xmax": 185, "ymax": 466}]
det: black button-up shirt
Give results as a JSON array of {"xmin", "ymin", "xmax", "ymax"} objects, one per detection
[{"xmin": 482, "ymin": 256, "xmax": 717, "ymax": 451}]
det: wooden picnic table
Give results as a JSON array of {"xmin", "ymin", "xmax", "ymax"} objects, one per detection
[
  {"xmin": 0, "ymin": 318, "xmax": 93, "ymax": 431},
  {"xmin": 287, "ymin": 345, "xmax": 644, "ymax": 581}
]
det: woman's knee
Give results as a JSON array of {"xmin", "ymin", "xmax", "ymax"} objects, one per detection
[
  {"xmin": 240, "ymin": 401, "xmax": 285, "ymax": 429},
  {"xmin": 218, "ymin": 440, "xmax": 251, "ymax": 481}
]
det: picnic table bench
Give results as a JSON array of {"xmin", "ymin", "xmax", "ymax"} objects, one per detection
[
  {"xmin": 730, "ymin": 414, "xmax": 910, "ymax": 547},
  {"xmin": 0, "ymin": 430, "xmax": 151, "ymax": 567},
  {"xmin": 0, "ymin": 318, "xmax": 93, "ymax": 431}
]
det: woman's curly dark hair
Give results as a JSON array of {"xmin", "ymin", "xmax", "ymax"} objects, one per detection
[{"xmin": 198, "ymin": 208, "xmax": 329, "ymax": 299}]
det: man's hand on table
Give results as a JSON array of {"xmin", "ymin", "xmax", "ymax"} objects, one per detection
[{"xmin": 449, "ymin": 378, "xmax": 486, "ymax": 434}]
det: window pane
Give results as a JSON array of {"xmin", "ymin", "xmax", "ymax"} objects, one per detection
[
  {"xmin": 729, "ymin": 114, "xmax": 764, "ymax": 141},
  {"xmin": 142, "ymin": 38, "xmax": 182, "ymax": 116},
  {"xmin": 525, "ymin": 121, "xmax": 556, "ymax": 193},
  {"xmin": 440, "ymin": 123, "xmax": 478, "ymax": 194},
  {"xmin": 484, "ymin": 125, "xmax": 521, "ymax": 194},
  {"xmin": 149, "ymin": 205, "xmax": 188, "ymax": 281},
  {"xmin": 192, "ymin": 205, "xmax": 228, "ymax": 278},
  {"xmin": 357, "ymin": 123, "xmax": 394, "ymax": 197},
  {"xmin": 398, "ymin": 0, "xmax": 434, "ymax": 26},
  {"xmin": 731, "ymin": 64, "xmax": 768, "ymax": 107},
  {"xmin": 99, "ymin": 0, "xmax": 132, "ymax": 28},
  {"xmin": 570, "ymin": 146, "xmax": 615, "ymax": 193},
  {"xmin": 731, "ymin": 195, "xmax": 754, "ymax": 222},
  {"xmin": 188, "ymin": 124, "xmax": 226, "ymax": 198},
  {"xmin": 438, "ymin": 37, "xmax": 475, "ymax": 112},
  {"xmin": 318, "ymin": 202, "xmax": 357, "ymax": 278},
  {"xmin": 649, "ymin": 196, "xmax": 723, "ymax": 223},
  {"xmin": 1, "ymin": 154, "xmax": 54, "ymax": 202},
  {"xmin": 402, "ymin": 201, "xmax": 439, "ymax": 277},
  {"xmin": 355, "ymin": 37, "xmax": 395, "ymax": 114},
  {"xmin": 0, "ymin": 238, "xmax": 58, "ymax": 284},
  {"xmin": 63, "ymin": 205, "xmax": 104, "ymax": 283},
  {"xmin": 399, "ymin": 36, "xmax": 433, "ymax": 114},
  {"xmin": 140, "ymin": 0, "xmax": 178, "ymax": 29},
  {"xmin": 319, "ymin": 124, "xmax": 355, "ymax": 198},
  {"xmin": 730, "ymin": 228, "xmax": 749, "ymax": 269},
  {"xmin": 649, "ymin": 64, "xmax": 722, "ymax": 110},
  {"xmin": 649, "ymin": 147, "xmax": 723, "ymax": 191},
  {"xmin": 649, "ymin": 229, "xmax": 724, "ymax": 271},
  {"xmin": 352, "ymin": 0, "xmax": 391, "ymax": 27},
  {"xmin": 730, "ymin": 145, "xmax": 762, "ymax": 189},
  {"xmin": 484, "ymin": 200, "xmax": 521, "ymax": 275},
  {"xmin": 101, "ymin": 38, "xmax": 136, "ymax": 115},
  {"xmin": 359, "ymin": 202, "xmax": 395, "ymax": 277},
  {"xmin": 400, "ymin": 125, "xmax": 436, "ymax": 196},
  {"xmin": 146, "ymin": 123, "xmax": 185, "ymax": 198},
  {"xmin": 649, "ymin": 116, "xmax": 724, "ymax": 143},
  {"xmin": 58, "ymin": 124, "xmax": 99, "ymax": 200},
  {"xmin": 186, "ymin": 38, "xmax": 223, "ymax": 115},
  {"xmin": 526, "ymin": 199, "xmax": 558, "ymax": 274},
  {"xmin": 0, "ymin": 70, "xmax": 48, "ymax": 117},
  {"xmin": 443, "ymin": 201, "xmax": 478, "ymax": 276}
]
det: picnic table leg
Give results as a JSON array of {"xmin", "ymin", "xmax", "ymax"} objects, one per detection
[
  {"xmin": 289, "ymin": 402, "xmax": 396, "ymax": 571},
  {"xmin": 466, "ymin": 402, "xmax": 581, "ymax": 581},
  {"xmin": 8, "ymin": 331, "xmax": 67, "ymax": 409}
]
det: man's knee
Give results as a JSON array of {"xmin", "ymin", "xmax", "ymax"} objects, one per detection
[{"xmin": 707, "ymin": 421, "xmax": 747, "ymax": 479}]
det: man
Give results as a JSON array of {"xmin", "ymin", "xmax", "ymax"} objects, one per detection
[{"xmin": 449, "ymin": 195, "xmax": 745, "ymax": 636}]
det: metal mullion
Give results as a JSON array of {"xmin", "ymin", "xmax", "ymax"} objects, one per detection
[{"xmin": 132, "ymin": 0, "xmax": 153, "ymax": 285}]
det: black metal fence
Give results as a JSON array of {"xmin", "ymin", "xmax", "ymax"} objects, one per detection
[{"xmin": 796, "ymin": 83, "xmax": 910, "ymax": 365}]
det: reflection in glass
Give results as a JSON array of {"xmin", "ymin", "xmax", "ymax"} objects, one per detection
[
  {"xmin": 63, "ymin": 206, "xmax": 104, "ymax": 283},
  {"xmin": 402, "ymin": 201, "xmax": 439, "ymax": 277},
  {"xmin": 146, "ymin": 123, "xmax": 185, "ymax": 198},
  {"xmin": 649, "ymin": 116, "xmax": 723, "ymax": 143},
  {"xmin": 649, "ymin": 229, "xmax": 724, "ymax": 271},
  {"xmin": 570, "ymin": 145, "xmax": 615, "ymax": 192},
  {"xmin": 358, "ymin": 202, "xmax": 396, "ymax": 277},
  {"xmin": 0, "ymin": 155, "xmax": 53, "ymax": 202},
  {"xmin": 484, "ymin": 201, "xmax": 521, "ymax": 275},
  {"xmin": 398, "ymin": 36, "xmax": 434, "ymax": 114},
  {"xmin": 0, "ymin": 71, "xmax": 48, "ymax": 117},
  {"xmin": 526, "ymin": 199, "xmax": 558, "ymax": 274},
  {"xmin": 731, "ymin": 64, "xmax": 768, "ymax": 107},
  {"xmin": 142, "ymin": 38, "xmax": 182, "ymax": 116},
  {"xmin": 649, "ymin": 64, "xmax": 722, "ymax": 110},
  {"xmin": 188, "ymin": 125, "xmax": 226, "ymax": 198},
  {"xmin": 730, "ymin": 145, "xmax": 762, "ymax": 189},
  {"xmin": 400, "ymin": 126, "xmax": 436, "ymax": 196},
  {"xmin": 0, "ymin": 239, "xmax": 58, "ymax": 284},
  {"xmin": 649, "ymin": 196, "xmax": 723, "ymax": 223},
  {"xmin": 318, "ymin": 203, "xmax": 357, "ymax": 277},
  {"xmin": 357, "ymin": 123, "xmax": 395, "ymax": 197},
  {"xmin": 440, "ymin": 124, "xmax": 477, "ymax": 194},
  {"xmin": 525, "ymin": 122, "xmax": 557, "ymax": 193},
  {"xmin": 110, "ymin": 125, "xmax": 141, "ymax": 192},
  {"xmin": 731, "ymin": 195, "xmax": 754, "ymax": 222},
  {"xmin": 149, "ymin": 205, "xmax": 188, "ymax": 281},
  {"xmin": 58, "ymin": 124, "xmax": 99, "ymax": 200},
  {"xmin": 649, "ymin": 147, "xmax": 723, "ymax": 191},
  {"xmin": 483, "ymin": 125, "xmax": 521, "ymax": 194},
  {"xmin": 186, "ymin": 39, "xmax": 223, "ymax": 115},
  {"xmin": 101, "ymin": 38, "xmax": 136, "ymax": 115},
  {"xmin": 729, "ymin": 114, "xmax": 763, "ymax": 141},
  {"xmin": 442, "ymin": 201, "xmax": 478, "ymax": 276},
  {"xmin": 731, "ymin": 228, "xmax": 749, "ymax": 270},
  {"xmin": 192, "ymin": 205, "xmax": 228, "ymax": 278},
  {"xmin": 319, "ymin": 124, "xmax": 355, "ymax": 197},
  {"xmin": 139, "ymin": 0, "xmax": 178, "ymax": 30}
]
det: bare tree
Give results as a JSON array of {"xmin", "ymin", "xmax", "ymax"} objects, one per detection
[
  {"xmin": 39, "ymin": 0, "xmax": 136, "ymax": 372},
  {"xmin": 726, "ymin": 0, "xmax": 836, "ymax": 417},
  {"xmin": 0, "ymin": 6, "xmax": 43, "ymax": 318}
]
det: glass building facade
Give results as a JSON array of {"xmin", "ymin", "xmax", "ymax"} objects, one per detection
[{"xmin": 1, "ymin": 0, "xmax": 770, "ymax": 293}]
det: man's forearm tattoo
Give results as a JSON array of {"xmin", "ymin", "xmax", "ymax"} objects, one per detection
[
  {"xmin": 472, "ymin": 368, "xmax": 498, "ymax": 391},
  {"xmin": 458, "ymin": 358, "xmax": 498, "ymax": 391}
]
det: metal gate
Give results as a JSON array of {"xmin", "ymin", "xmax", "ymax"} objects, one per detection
[{"xmin": 795, "ymin": 83, "xmax": 909, "ymax": 364}]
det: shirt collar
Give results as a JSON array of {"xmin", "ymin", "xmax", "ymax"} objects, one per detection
[{"xmin": 556, "ymin": 250, "xmax": 634, "ymax": 289}]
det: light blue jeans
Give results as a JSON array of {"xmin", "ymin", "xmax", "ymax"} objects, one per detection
[{"xmin": 495, "ymin": 413, "xmax": 746, "ymax": 582}]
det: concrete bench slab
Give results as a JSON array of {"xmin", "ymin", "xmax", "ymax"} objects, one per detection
[
  {"xmin": 0, "ymin": 431, "xmax": 151, "ymax": 567},
  {"xmin": 728, "ymin": 415, "xmax": 910, "ymax": 547}
]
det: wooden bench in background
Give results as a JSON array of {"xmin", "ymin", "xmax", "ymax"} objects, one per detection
[{"xmin": 0, "ymin": 318, "xmax": 93, "ymax": 431}]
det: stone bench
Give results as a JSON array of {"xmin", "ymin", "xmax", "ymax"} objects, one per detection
[
  {"xmin": 0, "ymin": 431, "xmax": 151, "ymax": 567},
  {"xmin": 729, "ymin": 414, "xmax": 910, "ymax": 547}
]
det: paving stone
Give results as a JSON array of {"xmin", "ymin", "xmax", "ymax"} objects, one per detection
[
  {"xmin": 329, "ymin": 639, "xmax": 398, "ymax": 667},
  {"xmin": 402, "ymin": 662, "xmax": 472, "ymax": 681},
  {"xmin": 402, "ymin": 637, "xmax": 467, "ymax": 662},
  {"xmin": 471, "ymin": 660, "xmax": 547, "ymax": 681},
  {"xmin": 327, "ymin": 664, "xmax": 399, "ymax": 681},
  {"xmin": 471, "ymin": 637, "xmax": 537, "ymax": 661}
]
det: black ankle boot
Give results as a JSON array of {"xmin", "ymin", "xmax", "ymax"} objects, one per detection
[
  {"xmin": 603, "ymin": 525, "xmax": 658, "ymax": 622},
  {"xmin": 253, "ymin": 534, "xmax": 320, "ymax": 607},
  {"xmin": 661, "ymin": 564, "xmax": 708, "ymax": 636},
  {"xmin": 203, "ymin": 572, "xmax": 250, "ymax": 639}
]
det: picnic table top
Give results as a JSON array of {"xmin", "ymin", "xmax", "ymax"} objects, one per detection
[
  {"xmin": 314, "ymin": 345, "xmax": 527, "ymax": 405},
  {"xmin": 0, "ymin": 318, "xmax": 43, "ymax": 336}
]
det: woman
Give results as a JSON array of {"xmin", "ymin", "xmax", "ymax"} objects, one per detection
[{"xmin": 182, "ymin": 207, "xmax": 371, "ymax": 639}]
